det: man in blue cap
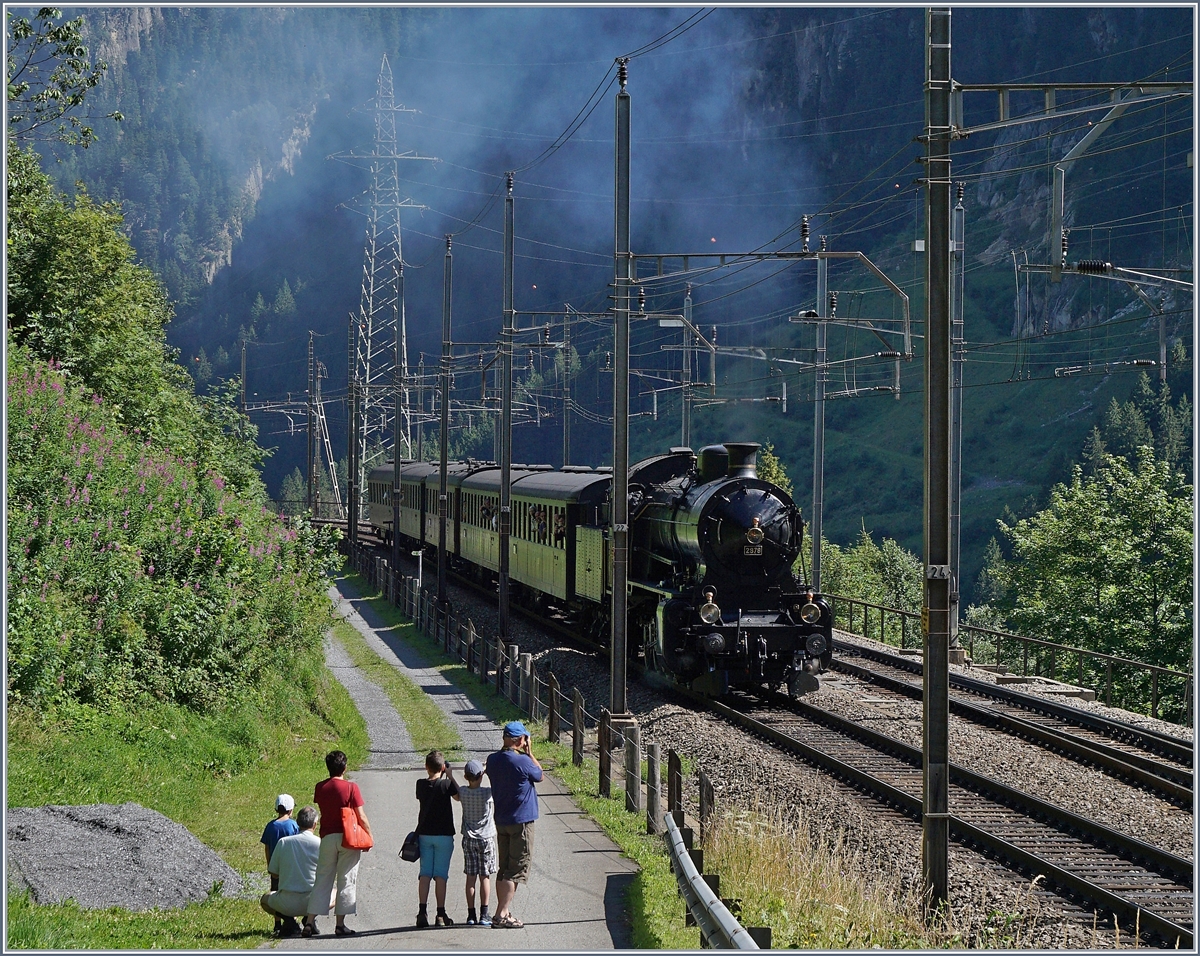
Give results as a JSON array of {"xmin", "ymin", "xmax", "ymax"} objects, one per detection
[{"xmin": 483, "ymin": 720, "xmax": 543, "ymax": 929}]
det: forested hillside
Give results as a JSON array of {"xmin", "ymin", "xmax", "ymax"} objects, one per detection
[{"xmin": 25, "ymin": 7, "xmax": 1192, "ymax": 615}]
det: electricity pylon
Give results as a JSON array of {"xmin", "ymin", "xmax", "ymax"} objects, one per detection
[{"xmin": 333, "ymin": 54, "xmax": 437, "ymax": 507}]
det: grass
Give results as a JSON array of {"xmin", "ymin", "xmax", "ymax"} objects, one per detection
[
  {"xmin": 329, "ymin": 617, "xmax": 464, "ymax": 757},
  {"xmin": 6, "ymin": 649, "xmax": 369, "ymax": 949},
  {"xmin": 6, "ymin": 891, "xmax": 272, "ymax": 950},
  {"xmin": 704, "ymin": 804, "xmax": 940, "ymax": 949}
]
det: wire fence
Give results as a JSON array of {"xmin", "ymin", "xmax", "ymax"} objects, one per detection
[
  {"xmin": 828, "ymin": 593, "xmax": 1193, "ymax": 725},
  {"xmin": 341, "ymin": 538, "xmax": 766, "ymax": 947}
]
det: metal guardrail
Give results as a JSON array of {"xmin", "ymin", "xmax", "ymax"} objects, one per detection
[
  {"xmin": 829, "ymin": 593, "xmax": 1193, "ymax": 723},
  {"xmin": 346, "ymin": 539, "xmax": 768, "ymax": 944},
  {"xmin": 663, "ymin": 811, "xmax": 761, "ymax": 950}
]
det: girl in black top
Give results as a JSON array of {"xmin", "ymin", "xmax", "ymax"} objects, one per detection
[{"xmin": 415, "ymin": 750, "xmax": 459, "ymax": 926}]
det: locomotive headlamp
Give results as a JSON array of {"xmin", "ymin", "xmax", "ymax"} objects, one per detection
[
  {"xmin": 799, "ymin": 602, "xmax": 822, "ymax": 624},
  {"xmin": 745, "ymin": 517, "xmax": 764, "ymax": 546},
  {"xmin": 699, "ymin": 590, "xmax": 722, "ymax": 624}
]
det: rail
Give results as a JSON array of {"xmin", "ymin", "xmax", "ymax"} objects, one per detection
[
  {"xmin": 829, "ymin": 593, "xmax": 1193, "ymax": 724},
  {"xmin": 663, "ymin": 811, "xmax": 760, "ymax": 950}
]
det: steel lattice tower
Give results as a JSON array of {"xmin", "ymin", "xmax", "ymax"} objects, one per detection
[{"xmin": 344, "ymin": 55, "xmax": 435, "ymax": 500}]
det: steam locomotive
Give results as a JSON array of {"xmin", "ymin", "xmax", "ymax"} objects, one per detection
[{"xmin": 366, "ymin": 441, "xmax": 832, "ymax": 696}]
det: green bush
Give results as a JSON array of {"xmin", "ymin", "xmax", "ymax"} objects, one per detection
[{"xmin": 6, "ymin": 347, "xmax": 340, "ymax": 711}]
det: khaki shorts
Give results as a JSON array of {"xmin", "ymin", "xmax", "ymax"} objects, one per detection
[
  {"xmin": 261, "ymin": 889, "xmax": 311, "ymax": 918},
  {"xmin": 495, "ymin": 822, "xmax": 535, "ymax": 883}
]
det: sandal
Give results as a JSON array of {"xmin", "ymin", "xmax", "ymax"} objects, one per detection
[{"xmin": 491, "ymin": 914, "xmax": 524, "ymax": 929}]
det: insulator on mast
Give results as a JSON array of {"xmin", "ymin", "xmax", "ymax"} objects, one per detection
[{"xmin": 801, "ymin": 216, "xmax": 810, "ymax": 253}]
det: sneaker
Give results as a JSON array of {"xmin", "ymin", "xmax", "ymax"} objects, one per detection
[
  {"xmin": 416, "ymin": 912, "xmax": 429, "ymax": 929},
  {"xmin": 478, "ymin": 914, "xmax": 492, "ymax": 927},
  {"xmin": 466, "ymin": 916, "xmax": 477, "ymax": 926}
]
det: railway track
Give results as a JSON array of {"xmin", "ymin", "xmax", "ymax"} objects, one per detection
[
  {"xmin": 832, "ymin": 640, "xmax": 1193, "ymax": 805},
  {"xmin": 695, "ymin": 687, "xmax": 1193, "ymax": 948},
  {"xmin": 349, "ymin": 534, "xmax": 1194, "ymax": 944}
]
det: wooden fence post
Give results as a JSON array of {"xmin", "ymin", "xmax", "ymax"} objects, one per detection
[
  {"xmin": 520, "ymin": 652, "xmax": 533, "ymax": 716},
  {"xmin": 646, "ymin": 742, "xmax": 661, "ymax": 834},
  {"xmin": 507, "ymin": 645, "xmax": 520, "ymax": 703},
  {"xmin": 698, "ymin": 769, "xmax": 714, "ymax": 844},
  {"xmin": 668, "ymin": 749, "xmax": 682, "ymax": 813},
  {"xmin": 598, "ymin": 708, "xmax": 612, "ymax": 798},
  {"xmin": 572, "ymin": 688, "xmax": 584, "ymax": 766},
  {"xmin": 625, "ymin": 722, "xmax": 642, "ymax": 814},
  {"xmin": 548, "ymin": 674, "xmax": 561, "ymax": 743}
]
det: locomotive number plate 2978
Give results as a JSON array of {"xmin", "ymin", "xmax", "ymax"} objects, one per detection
[{"xmin": 743, "ymin": 544, "xmax": 763, "ymax": 556}]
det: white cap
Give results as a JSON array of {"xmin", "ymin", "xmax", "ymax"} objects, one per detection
[{"xmin": 276, "ymin": 794, "xmax": 295, "ymax": 812}]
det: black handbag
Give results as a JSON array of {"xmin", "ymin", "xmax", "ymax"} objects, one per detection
[{"xmin": 400, "ymin": 830, "xmax": 420, "ymax": 862}]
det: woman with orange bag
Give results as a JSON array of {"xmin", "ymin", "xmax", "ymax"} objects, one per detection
[{"xmin": 305, "ymin": 750, "xmax": 371, "ymax": 937}]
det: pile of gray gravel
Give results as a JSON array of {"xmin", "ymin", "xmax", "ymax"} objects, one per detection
[{"xmin": 7, "ymin": 802, "xmax": 242, "ymax": 910}]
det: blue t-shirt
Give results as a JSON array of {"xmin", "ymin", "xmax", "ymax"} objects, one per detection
[
  {"xmin": 261, "ymin": 817, "xmax": 300, "ymax": 860},
  {"xmin": 485, "ymin": 749, "xmax": 542, "ymax": 826}
]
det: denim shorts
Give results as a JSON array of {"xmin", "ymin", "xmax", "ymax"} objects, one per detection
[{"xmin": 418, "ymin": 834, "xmax": 455, "ymax": 880}]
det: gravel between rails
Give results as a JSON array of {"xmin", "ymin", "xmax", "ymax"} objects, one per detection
[{"xmin": 376, "ymin": 553, "xmax": 1194, "ymax": 947}]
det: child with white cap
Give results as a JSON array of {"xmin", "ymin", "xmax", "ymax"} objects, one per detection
[
  {"xmin": 456, "ymin": 759, "xmax": 498, "ymax": 925},
  {"xmin": 260, "ymin": 794, "xmax": 299, "ymax": 934}
]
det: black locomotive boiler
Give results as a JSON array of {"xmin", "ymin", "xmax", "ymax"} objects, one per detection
[{"xmin": 367, "ymin": 441, "xmax": 832, "ymax": 697}]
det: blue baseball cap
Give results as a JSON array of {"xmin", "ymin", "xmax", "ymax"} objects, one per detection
[{"xmin": 503, "ymin": 720, "xmax": 528, "ymax": 738}]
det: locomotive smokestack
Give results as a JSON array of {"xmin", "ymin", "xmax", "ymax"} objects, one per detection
[{"xmin": 724, "ymin": 442, "xmax": 760, "ymax": 479}]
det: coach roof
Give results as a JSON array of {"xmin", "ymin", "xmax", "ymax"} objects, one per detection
[{"xmin": 507, "ymin": 470, "xmax": 611, "ymax": 502}]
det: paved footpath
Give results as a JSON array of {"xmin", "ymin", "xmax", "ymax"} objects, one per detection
[{"xmin": 270, "ymin": 572, "xmax": 637, "ymax": 950}]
